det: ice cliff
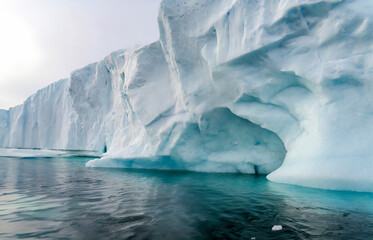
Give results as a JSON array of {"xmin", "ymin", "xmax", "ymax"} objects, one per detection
[{"xmin": 1, "ymin": 0, "xmax": 372, "ymax": 192}]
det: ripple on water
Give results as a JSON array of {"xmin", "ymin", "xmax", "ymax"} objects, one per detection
[{"xmin": 0, "ymin": 156, "xmax": 372, "ymax": 239}]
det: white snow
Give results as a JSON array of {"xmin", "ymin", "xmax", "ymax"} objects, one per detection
[{"xmin": 0, "ymin": 0, "xmax": 373, "ymax": 192}]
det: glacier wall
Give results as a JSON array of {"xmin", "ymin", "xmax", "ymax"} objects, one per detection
[{"xmin": 1, "ymin": 0, "xmax": 373, "ymax": 192}]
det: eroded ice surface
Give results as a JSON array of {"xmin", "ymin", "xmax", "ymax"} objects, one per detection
[{"xmin": 1, "ymin": 0, "xmax": 373, "ymax": 192}]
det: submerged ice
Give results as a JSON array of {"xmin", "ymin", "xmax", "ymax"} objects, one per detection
[{"xmin": 1, "ymin": 0, "xmax": 373, "ymax": 192}]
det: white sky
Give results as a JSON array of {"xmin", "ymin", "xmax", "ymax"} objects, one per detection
[{"xmin": 0, "ymin": 0, "xmax": 161, "ymax": 109}]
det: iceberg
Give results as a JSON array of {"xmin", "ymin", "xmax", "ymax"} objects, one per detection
[{"xmin": 1, "ymin": 0, "xmax": 373, "ymax": 192}]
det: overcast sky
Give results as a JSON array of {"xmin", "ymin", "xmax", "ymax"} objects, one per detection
[{"xmin": 0, "ymin": 0, "xmax": 161, "ymax": 109}]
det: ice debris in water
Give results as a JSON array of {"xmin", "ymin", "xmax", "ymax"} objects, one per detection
[{"xmin": 272, "ymin": 225, "xmax": 283, "ymax": 231}]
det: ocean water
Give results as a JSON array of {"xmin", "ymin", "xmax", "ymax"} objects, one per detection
[{"xmin": 0, "ymin": 156, "xmax": 372, "ymax": 240}]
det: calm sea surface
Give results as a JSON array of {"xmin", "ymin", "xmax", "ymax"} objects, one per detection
[{"xmin": 0, "ymin": 156, "xmax": 372, "ymax": 239}]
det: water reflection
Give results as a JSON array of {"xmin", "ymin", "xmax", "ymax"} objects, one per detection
[{"xmin": 0, "ymin": 156, "xmax": 372, "ymax": 239}]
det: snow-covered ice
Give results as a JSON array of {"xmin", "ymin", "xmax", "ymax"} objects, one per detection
[{"xmin": 0, "ymin": 0, "xmax": 373, "ymax": 192}]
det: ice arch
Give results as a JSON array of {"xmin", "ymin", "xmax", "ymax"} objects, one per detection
[{"xmin": 169, "ymin": 107, "xmax": 286, "ymax": 174}]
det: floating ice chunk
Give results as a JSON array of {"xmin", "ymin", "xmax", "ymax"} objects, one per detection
[
  {"xmin": 0, "ymin": 148, "xmax": 66, "ymax": 158},
  {"xmin": 272, "ymin": 225, "xmax": 283, "ymax": 231}
]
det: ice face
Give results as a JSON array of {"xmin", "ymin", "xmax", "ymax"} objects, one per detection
[
  {"xmin": 0, "ymin": 110, "xmax": 9, "ymax": 146},
  {"xmin": 1, "ymin": 0, "xmax": 373, "ymax": 192},
  {"xmin": 1, "ymin": 79, "xmax": 73, "ymax": 149}
]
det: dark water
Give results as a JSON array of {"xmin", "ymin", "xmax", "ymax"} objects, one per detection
[{"xmin": 0, "ymin": 156, "xmax": 372, "ymax": 240}]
